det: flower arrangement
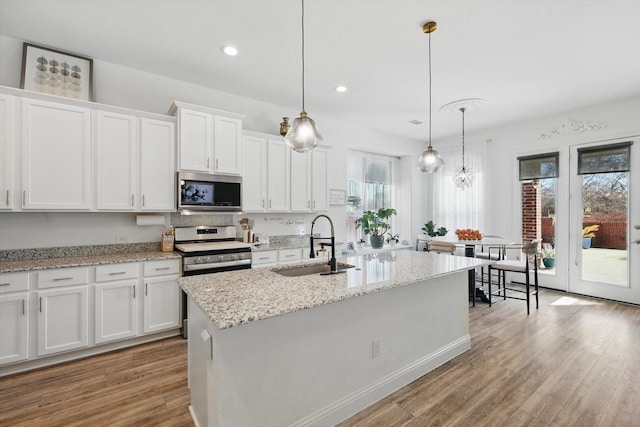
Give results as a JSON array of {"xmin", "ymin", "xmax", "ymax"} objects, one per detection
[
  {"xmin": 582, "ymin": 224, "xmax": 600, "ymax": 238},
  {"xmin": 455, "ymin": 229, "xmax": 483, "ymax": 240}
]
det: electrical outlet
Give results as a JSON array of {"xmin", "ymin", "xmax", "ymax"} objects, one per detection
[
  {"xmin": 115, "ymin": 236, "xmax": 128, "ymax": 243},
  {"xmin": 371, "ymin": 340, "xmax": 381, "ymax": 359}
]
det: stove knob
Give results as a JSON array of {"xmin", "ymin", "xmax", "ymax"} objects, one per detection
[
  {"xmin": 217, "ymin": 255, "xmax": 224, "ymax": 262},
  {"xmin": 231, "ymin": 254, "xmax": 237, "ymax": 261},
  {"xmin": 195, "ymin": 257, "xmax": 202, "ymax": 264},
  {"xmin": 203, "ymin": 256, "xmax": 211, "ymax": 263}
]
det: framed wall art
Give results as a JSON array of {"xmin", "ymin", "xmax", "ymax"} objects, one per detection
[{"xmin": 20, "ymin": 42, "xmax": 94, "ymax": 101}]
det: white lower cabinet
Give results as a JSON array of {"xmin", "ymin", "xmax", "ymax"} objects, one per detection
[
  {"xmin": 95, "ymin": 280, "xmax": 138, "ymax": 344},
  {"xmin": 143, "ymin": 276, "xmax": 180, "ymax": 333},
  {"xmin": 251, "ymin": 250, "xmax": 278, "ymax": 268},
  {"xmin": 142, "ymin": 260, "xmax": 181, "ymax": 334},
  {"xmin": 37, "ymin": 285, "xmax": 89, "ymax": 356},
  {"xmin": 1, "ymin": 259, "xmax": 181, "ymax": 371},
  {"xmin": 0, "ymin": 292, "xmax": 29, "ymax": 364}
]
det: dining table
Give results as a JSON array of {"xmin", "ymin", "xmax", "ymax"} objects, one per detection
[{"xmin": 431, "ymin": 236, "xmax": 517, "ymax": 303}]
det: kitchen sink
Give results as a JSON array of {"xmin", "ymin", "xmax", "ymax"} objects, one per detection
[{"xmin": 274, "ymin": 262, "xmax": 356, "ymax": 277}]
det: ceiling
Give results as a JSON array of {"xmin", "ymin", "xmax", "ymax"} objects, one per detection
[{"xmin": 1, "ymin": 0, "xmax": 639, "ymax": 145}]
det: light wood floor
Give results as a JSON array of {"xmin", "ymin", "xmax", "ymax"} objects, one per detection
[{"xmin": 2, "ymin": 287, "xmax": 640, "ymax": 426}]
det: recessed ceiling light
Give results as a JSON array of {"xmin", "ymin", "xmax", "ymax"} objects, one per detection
[
  {"xmin": 335, "ymin": 85, "xmax": 347, "ymax": 93},
  {"xmin": 222, "ymin": 45, "xmax": 238, "ymax": 56}
]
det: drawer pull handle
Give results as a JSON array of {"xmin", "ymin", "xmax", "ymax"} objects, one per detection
[
  {"xmin": 5, "ymin": 190, "xmax": 9, "ymax": 205},
  {"xmin": 53, "ymin": 277, "xmax": 74, "ymax": 281},
  {"xmin": 258, "ymin": 257, "xmax": 270, "ymax": 260},
  {"xmin": 0, "ymin": 283, "xmax": 10, "ymax": 286},
  {"xmin": 22, "ymin": 299, "xmax": 25, "ymax": 316},
  {"xmin": 108, "ymin": 272, "xmax": 127, "ymax": 276},
  {"xmin": 155, "ymin": 267, "xmax": 170, "ymax": 271},
  {"xmin": 284, "ymin": 254, "xmax": 295, "ymax": 258},
  {"xmin": 133, "ymin": 286, "xmax": 136, "ymax": 298}
]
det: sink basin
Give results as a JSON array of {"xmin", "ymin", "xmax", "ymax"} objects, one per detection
[{"xmin": 274, "ymin": 262, "xmax": 355, "ymax": 277}]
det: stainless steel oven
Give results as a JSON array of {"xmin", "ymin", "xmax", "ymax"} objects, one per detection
[{"xmin": 174, "ymin": 225, "xmax": 252, "ymax": 337}]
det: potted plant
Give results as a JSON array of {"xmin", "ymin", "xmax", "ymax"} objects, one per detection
[
  {"xmin": 356, "ymin": 208, "xmax": 397, "ymax": 249},
  {"xmin": 422, "ymin": 221, "xmax": 448, "ymax": 238},
  {"xmin": 582, "ymin": 224, "xmax": 600, "ymax": 249},
  {"xmin": 540, "ymin": 246, "xmax": 555, "ymax": 268},
  {"xmin": 386, "ymin": 232, "xmax": 400, "ymax": 246}
]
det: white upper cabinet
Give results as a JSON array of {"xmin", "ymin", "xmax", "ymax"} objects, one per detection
[
  {"xmin": 177, "ymin": 108, "xmax": 212, "ymax": 173},
  {"xmin": 311, "ymin": 149, "xmax": 329, "ymax": 211},
  {"xmin": 21, "ymin": 98, "xmax": 92, "ymax": 210},
  {"xmin": 267, "ymin": 138, "xmax": 290, "ymax": 211},
  {"xmin": 171, "ymin": 101, "xmax": 245, "ymax": 176},
  {"xmin": 95, "ymin": 111, "xmax": 138, "ymax": 210},
  {"xmin": 290, "ymin": 149, "xmax": 328, "ymax": 212},
  {"xmin": 290, "ymin": 152, "xmax": 311, "ymax": 212},
  {"xmin": 214, "ymin": 115, "xmax": 243, "ymax": 175},
  {"xmin": 139, "ymin": 118, "xmax": 176, "ymax": 211},
  {"xmin": 242, "ymin": 132, "xmax": 290, "ymax": 212},
  {"xmin": 242, "ymin": 134, "xmax": 268, "ymax": 211},
  {"xmin": 0, "ymin": 94, "xmax": 14, "ymax": 210}
]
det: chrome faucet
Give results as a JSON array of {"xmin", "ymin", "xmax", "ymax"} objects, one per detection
[{"xmin": 309, "ymin": 214, "xmax": 342, "ymax": 274}]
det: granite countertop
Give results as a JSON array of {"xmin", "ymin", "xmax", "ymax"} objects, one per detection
[
  {"xmin": 179, "ymin": 250, "xmax": 489, "ymax": 330},
  {"xmin": 0, "ymin": 250, "xmax": 180, "ymax": 273}
]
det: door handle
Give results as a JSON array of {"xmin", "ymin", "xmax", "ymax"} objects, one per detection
[
  {"xmin": 635, "ymin": 225, "xmax": 640, "ymax": 230},
  {"xmin": 634, "ymin": 239, "xmax": 640, "ymax": 245}
]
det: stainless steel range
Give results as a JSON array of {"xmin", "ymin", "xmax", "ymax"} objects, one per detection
[
  {"xmin": 174, "ymin": 225, "xmax": 252, "ymax": 276},
  {"xmin": 174, "ymin": 225, "xmax": 252, "ymax": 338}
]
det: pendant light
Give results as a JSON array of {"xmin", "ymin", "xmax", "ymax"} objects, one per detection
[
  {"xmin": 284, "ymin": 0, "xmax": 323, "ymax": 153},
  {"xmin": 453, "ymin": 107, "xmax": 473, "ymax": 189},
  {"xmin": 417, "ymin": 21, "xmax": 444, "ymax": 173}
]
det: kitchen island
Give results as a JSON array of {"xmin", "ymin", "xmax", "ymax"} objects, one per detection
[{"xmin": 179, "ymin": 250, "xmax": 488, "ymax": 427}]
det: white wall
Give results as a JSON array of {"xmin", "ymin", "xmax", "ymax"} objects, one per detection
[{"xmin": 0, "ymin": 34, "xmax": 427, "ymax": 250}]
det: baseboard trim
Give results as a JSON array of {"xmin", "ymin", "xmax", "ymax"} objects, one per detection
[{"xmin": 290, "ymin": 334, "xmax": 471, "ymax": 427}]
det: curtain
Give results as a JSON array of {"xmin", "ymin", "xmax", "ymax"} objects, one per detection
[{"xmin": 432, "ymin": 141, "xmax": 487, "ymax": 232}]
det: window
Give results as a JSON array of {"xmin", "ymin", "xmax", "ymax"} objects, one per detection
[
  {"xmin": 346, "ymin": 150, "xmax": 399, "ymax": 243},
  {"xmin": 432, "ymin": 141, "xmax": 486, "ymax": 232},
  {"xmin": 518, "ymin": 152, "xmax": 559, "ymax": 271}
]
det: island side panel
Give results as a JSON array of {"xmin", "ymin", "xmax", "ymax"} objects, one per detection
[{"xmin": 189, "ymin": 271, "xmax": 470, "ymax": 427}]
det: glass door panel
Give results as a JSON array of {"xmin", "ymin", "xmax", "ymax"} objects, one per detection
[{"xmin": 569, "ymin": 137, "xmax": 640, "ymax": 303}]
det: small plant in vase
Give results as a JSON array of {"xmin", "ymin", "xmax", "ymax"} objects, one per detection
[
  {"xmin": 540, "ymin": 246, "xmax": 555, "ymax": 268},
  {"xmin": 356, "ymin": 208, "xmax": 397, "ymax": 249},
  {"xmin": 422, "ymin": 221, "xmax": 448, "ymax": 238},
  {"xmin": 386, "ymin": 233, "xmax": 400, "ymax": 246}
]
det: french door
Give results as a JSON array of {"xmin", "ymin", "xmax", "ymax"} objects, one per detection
[{"xmin": 568, "ymin": 136, "xmax": 640, "ymax": 303}]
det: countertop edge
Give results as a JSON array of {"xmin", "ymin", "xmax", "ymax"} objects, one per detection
[{"xmin": 0, "ymin": 251, "xmax": 181, "ymax": 273}]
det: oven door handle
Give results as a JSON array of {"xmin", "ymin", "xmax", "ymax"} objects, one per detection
[{"xmin": 183, "ymin": 259, "xmax": 251, "ymax": 272}]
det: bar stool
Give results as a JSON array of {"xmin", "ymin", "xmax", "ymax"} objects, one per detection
[
  {"xmin": 427, "ymin": 241, "xmax": 456, "ymax": 255},
  {"xmin": 488, "ymin": 240, "xmax": 539, "ymax": 314}
]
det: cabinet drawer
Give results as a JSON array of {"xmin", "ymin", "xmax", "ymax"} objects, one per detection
[
  {"xmin": 95, "ymin": 263, "xmax": 139, "ymax": 282},
  {"xmin": 0, "ymin": 272, "xmax": 29, "ymax": 294},
  {"xmin": 143, "ymin": 259, "xmax": 180, "ymax": 277},
  {"xmin": 37, "ymin": 267, "xmax": 90, "ymax": 289},
  {"xmin": 252, "ymin": 250, "xmax": 277, "ymax": 265},
  {"xmin": 278, "ymin": 248, "xmax": 302, "ymax": 263}
]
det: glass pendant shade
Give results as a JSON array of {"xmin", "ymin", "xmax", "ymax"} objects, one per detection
[
  {"xmin": 285, "ymin": 111, "xmax": 323, "ymax": 153},
  {"xmin": 454, "ymin": 165, "xmax": 473, "ymax": 189},
  {"xmin": 417, "ymin": 145, "xmax": 445, "ymax": 173}
]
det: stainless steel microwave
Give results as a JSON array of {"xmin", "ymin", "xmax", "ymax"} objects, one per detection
[{"xmin": 177, "ymin": 172, "xmax": 242, "ymax": 213}]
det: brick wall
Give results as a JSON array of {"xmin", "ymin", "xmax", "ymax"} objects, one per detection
[
  {"xmin": 521, "ymin": 181, "xmax": 541, "ymax": 243},
  {"xmin": 584, "ymin": 213, "xmax": 627, "ymax": 249}
]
